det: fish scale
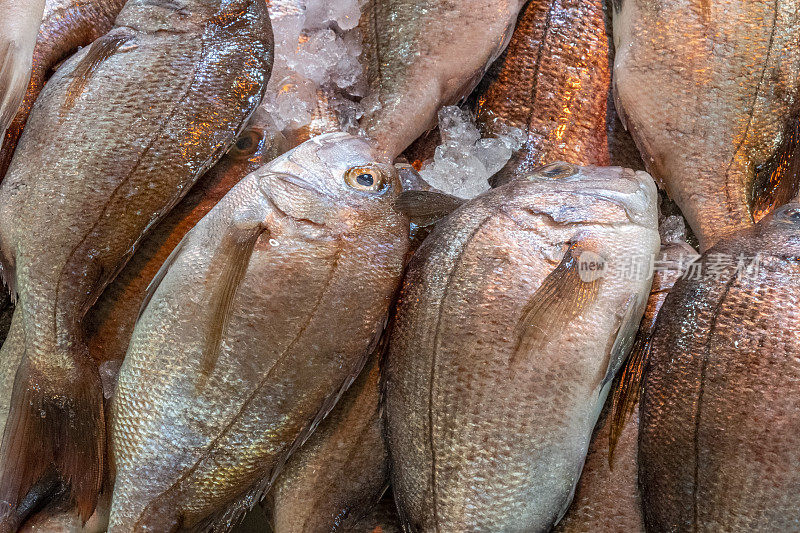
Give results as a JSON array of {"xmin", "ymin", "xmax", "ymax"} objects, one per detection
[
  {"xmin": 0, "ymin": 0, "xmax": 273, "ymax": 527},
  {"xmin": 640, "ymin": 204, "xmax": 800, "ymax": 531}
]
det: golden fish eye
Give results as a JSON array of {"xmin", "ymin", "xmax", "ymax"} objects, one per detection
[
  {"xmin": 776, "ymin": 204, "xmax": 800, "ymax": 224},
  {"xmin": 345, "ymin": 165, "xmax": 385, "ymax": 192},
  {"xmin": 530, "ymin": 161, "xmax": 578, "ymax": 180},
  {"xmin": 228, "ymin": 129, "xmax": 263, "ymax": 159}
]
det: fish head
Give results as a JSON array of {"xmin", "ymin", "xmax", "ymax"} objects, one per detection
[
  {"xmin": 257, "ymin": 132, "xmax": 403, "ymax": 236},
  {"xmin": 506, "ymin": 162, "xmax": 659, "ymax": 229}
]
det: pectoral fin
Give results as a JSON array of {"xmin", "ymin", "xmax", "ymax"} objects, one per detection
[
  {"xmin": 62, "ymin": 34, "xmax": 133, "ymax": 114},
  {"xmin": 511, "ymin": 245, "xmax": 601, "ymax": 364},
  {"xmin": 394, "ymin": 190, "xmax": 465, "ymax": 227},
  {"xmin": 196, "ymin": 227, "xmax": 264, "ymax": 388}
]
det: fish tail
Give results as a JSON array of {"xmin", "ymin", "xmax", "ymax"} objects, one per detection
[{"xmin": 0, "ymin": 335, "xmax": 104, "ymax": 525}]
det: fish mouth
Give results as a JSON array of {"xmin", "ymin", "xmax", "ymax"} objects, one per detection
[{"xmin": 258, "ymin": 171, "xmax": 332, "ymax": 227}]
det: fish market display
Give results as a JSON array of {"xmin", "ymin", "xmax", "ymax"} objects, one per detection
[
  {"xmin": 109, "ymin": 133, "xmax": 409, "ymax": 531},
  {"xmin": 358, "ymin": 0, "xmax": 528, "ymax": 161},
  {"xmin": 0, "ymin": 0, "xmax": 127, "ymax": 180},
  {"xmin": 613, "ymin": 0, "xmax": 800, "ymax": 250},
  {"xmin": 385, "ymin": 163, "xmax": 660, "ymax": 531},
  {"xmin": 267, "ymin": 343, "xmax": 388, "ymax": 532},
  {"xmin": 0, "ymin": 0, "xmax": 273, "ymax": 525},
  {"xmin": 639, "ymin": 203, "xmax": 800, "ymax": 531},
  {"xmin": 86, "ymin": 112, "xmax": 287, "ymax": 370},
  {"xmin": 0, "ymin": 0, "xmax": 45, "ymax": 140},
  {"xmin": 554, "ymin": 243, "xmax": 698, "ymax": 533},
  {"xmin": 474, "ymin": 0, "xmax": 611, "ymax": 184}
]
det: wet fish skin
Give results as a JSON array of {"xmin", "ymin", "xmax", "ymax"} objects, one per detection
[
  {"xmin": 639, "ymin": 203, "xmax": 800, "ymax": 532},
  {"xmin": 267, "ymin": 343, "xmax": 389, "ymax": 533},
  {"xmin": 554, "ymin": 243, "xmax": 699, "ymax": 533},
  {"xmin": 612, "ymin": 0, "xmax": 800, "ymax": 250},
  {"xmin": 0, "ymin": 0, "xmax": 127, "ymax": 181},
  {"xmin": 108, "ymin": 133, "xmax": 409, "ymax": 531},
  {"xmin": 0, "ymin": 0, "xmax": 273, "ymax": 524},
  {"xmin": 0, "ymin": 0, "xmax": 46, "ymax": 139},
  {"xmin": 358, "ymin": 0, "xmax": 527, "ymax": 161},
  {"xmin": 473, "ymin": 0, "xmax": 612, "ymax": 184},
  {"xmin": 86, "ymin": 116, "xmax": 288, "ymax": 369},
  {"xmin": 385, "ymin": 164, "xmax": 660, "ymax": 531}
]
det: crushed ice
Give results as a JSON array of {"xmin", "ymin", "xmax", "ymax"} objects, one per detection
[
  {"xmin": 419, "ymin": 106, "xmax": 525, "ymax": 199},
  {"xmin": 260, "ymin": 0, "xmax": 366, "ymax": 135}
]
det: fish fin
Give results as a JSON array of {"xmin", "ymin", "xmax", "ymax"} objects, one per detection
[
  {"xmin": 598, "ymin": 294, "xmax": 641, "ymax": 393},
  {"xmin": 393, "ymin": 190, "xmax": 465, "ymax": 227},
  {"xmin": 511, "ymin": 244, "xmax": 600, "ymax": 364},
  {"xmin": 0, "ymin": 348, "xmax": 104, "ymax": 525},
  {"xmin": 137, "ymin": 238, "xmax": 189, "ymax": 322},
  {"xmin": 195, "ymin": 228, "xmax": 264, "ymax": 389},
  {"xmin": 61, "ymin": 34, "xmax": 131, "ymax": 114},
  {"xmin": 608, "ymin": 333, "xmax": 649, "ymax": 467},
  {"xmin": 0, "ymin": 40, "xmax": 29, "ymax": 138},
  {"xmin": 751, "ymin": 115, "xmax": 800, "ymax": 222}
]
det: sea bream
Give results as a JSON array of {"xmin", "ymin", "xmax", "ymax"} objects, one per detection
[
  {"xmin": 473, "ymin": 0, "xmax": 612, "ymax": 184},
  {"xmin": 358, "ymin": 0, "xmax": 528, "ymax": 161},
  {"xmin": 0, "ymin": 0, "xmax": 273, "ymax": 525},
  {"xmin": 613, "ymin": 0, "xmax": 800, "ymax": 250},
  {"xmin": 0, "ymin": 0, "xmax": 128, "ymax": 180},
  {"xmin": 385, "ymin": 162, "xmax": 660, "ymax": 531},
  {"xmin": 108, "ymin": 133, "xmax": 409, "ymax": 531},
  {"xmin": 639, "ymin": 203, "xmax": 800, "ymax": 531}
]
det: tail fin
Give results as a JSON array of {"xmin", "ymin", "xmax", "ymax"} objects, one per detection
[{"xmin": 0, "ymin": 344, "xmax": 104, "ymax": 525}]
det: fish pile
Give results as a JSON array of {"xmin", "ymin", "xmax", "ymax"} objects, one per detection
[{"xmin": 0, "ymin": 0, "xmax": 796, "ymax": 532}]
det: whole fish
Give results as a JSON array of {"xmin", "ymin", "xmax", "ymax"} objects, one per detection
[
  {"xmin": 108, "ymin": 133, "xmax": 409, "ymax": 531},
  {"xmin": 0, "ymin": 0, "xmax": 273, "ymax": 524},
  {"xmin": 473, "ymin": 0, "xmax": 612, "ymax": 184},
  {"xmin": 554, "ymin": 243, "xmax": 698, "ymax": 533},
  {"xmin": 267, "ymin": 340, "xmax": 389, "ymax": 532},
  {"xmin": 0, "ymin": 0, "xmax": 45, "ymax": 139},
  {"xmin": 613, "ymin": 0, "xmax": 800, "ymax": 250},
  {"xmin": 385, "ymin": 162, "xmax": 660, "ymax": 531},
  {"xmin": 358, "ymin": 0, "xmax": 527, "ymax": 161},
  {"xmin": 86, "ymin": 113, "xmax": 288, "ymax": 369},
  {"xmin": 639, "ymin": 203, "xmax": 800, "ymax": 532},
  {"xmin": 0, "ymin": 0, "xmax": 128, "ymax": 180}
]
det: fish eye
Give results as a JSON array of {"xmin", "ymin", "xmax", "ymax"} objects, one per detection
[
  {"xmin": 530, "ymin": 162, "xmax": 578, "ymax": 179},
  {"xmin": 228, "ymin": 129, "xmax": 263, "ymax": 159},
  {"xmin": 344, "ymin": 165, "xmax": 386, "ymax": 192},
  {"xmin": 776, "ymin": 204, "xmax": 800, "ymax": 224}
]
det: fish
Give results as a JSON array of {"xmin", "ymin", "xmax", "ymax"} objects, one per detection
[
  {"xmin": 108, "ymin": 133, "xmax": 409, "ymax": 531},
  {"xmin": 0, "ymin": 0, "xmax": 46, "ymax": 140},
  {"xmin": 384, "ymin": 162, "xmax": 660, "ymax": 531},
  {"xmin": 86, "ymin": 112, "xmax": 288, "ymax": 370},
  {"xmin": 554, "ymin": 242, "xmax": 699, "ymax": 533},
  {"xmin": 639, "ymin": 203, "xmax": 800, "ymax": 532},
  {"xmin": 266, "ymin": 336, "xmax": 389, "ymax": 532},
  {"xmin": 0, "ymin": 0, "xmax": 128, "ymax": 181},
  {"xmin": 472, "ymin": 0, "xmax": 612, "ymax": 185},
  {"xmin": 358, "ymin": 0, "xmax": 527, "ymax": 161},
  {"xmin": 612, "ymin": 0, "xmax": 800, "ymax": 250},
  {"xmin": 0, "ymin": 0, "xmax": 273, "ymax": 525}
]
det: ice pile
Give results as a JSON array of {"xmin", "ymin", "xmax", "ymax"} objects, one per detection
[
  {"xmin": 659, "ymin": 214, "xmax": 687, "ymax": 245},
  {"xmin": 419, "ymin": 106, "xmax": 525, "ymax": 199},
  {"xmin": 261, "ymin": 0, "xmax": 366, "ymax": 135}
]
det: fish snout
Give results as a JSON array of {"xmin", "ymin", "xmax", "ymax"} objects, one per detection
[{"xmin": 258, "ymin": 171, "xmax": 333, "ymax": 226}]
